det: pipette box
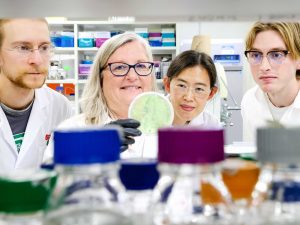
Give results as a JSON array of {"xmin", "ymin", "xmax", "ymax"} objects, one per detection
[{"xmin": 61, "ymin": 32, "xmax": 74, "ymax": 47}]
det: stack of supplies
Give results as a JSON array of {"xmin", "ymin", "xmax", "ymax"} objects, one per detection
[{"xmin": 161, "ymin": 28, "xmax": 175, "ymax": 47}]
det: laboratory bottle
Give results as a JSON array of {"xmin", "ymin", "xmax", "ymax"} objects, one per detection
[
  {"xmin": 152, "ymin": 127, "xmax": 233, "ymax": 225},
  {"xmin": 44, "ymin": 127, "xmax": 133, "ymax": 225},
  {"xmin": 250, "ymin": 126, "xmax": 300, "ymax": 225},
  {"xmin": 119, "ymin": 159, "xmax": 159, "ymax": 225},
  {"xmin": 0, "ymin": 169, "xmax": 56, "ymax": 225},
  {"xmin": 222, "ymin": 158, "xmax": 259, "ymax": 221}
]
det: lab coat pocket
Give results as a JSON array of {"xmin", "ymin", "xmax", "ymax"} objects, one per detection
[{"xmin": 15, "ymin": 137, "xmax": 48, "ymax": 170}]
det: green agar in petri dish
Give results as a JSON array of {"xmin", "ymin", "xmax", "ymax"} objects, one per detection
[{"xmin": 129, "ymin": 92, "xmax": 174, "ymax": 134}]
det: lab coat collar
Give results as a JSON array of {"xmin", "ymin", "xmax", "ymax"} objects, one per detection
[
  {"xmin": 18, "ymin": 88, "xmax": 49, "ymax": 159},
  {"xmin": 0, "ymin": 106, "xmax": 17, "ymax": 156}
]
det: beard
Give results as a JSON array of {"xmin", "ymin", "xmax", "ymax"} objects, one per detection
[{"xmin": 1, "ymin": 66, "xmax": 48, "ymax": 89}]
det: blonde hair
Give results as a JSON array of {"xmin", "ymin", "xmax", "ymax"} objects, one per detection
[
  {"xmin": 80, "ymin": 32, "xmax": 157, "ymax": 125},
  {"xmin": 0, "ymin": 18, "xmax": 49, "ymax": 48},
  {"xmin": 245, "ymin": 22, "xmax": 300, "ymax": 60},
  {"xmin": 0, "ymin": 18, "xmax": 49, "ymax": 74}
]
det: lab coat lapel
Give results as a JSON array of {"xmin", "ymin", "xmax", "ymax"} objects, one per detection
[
  {"xmin": 0, "ymin": 107, "xmax": 18, "ymax": 156},
  {"xmin": 189, "ymin": 112, "xmax": 204, "ymax": 126},
  {"xmin": 18, "ymin": 89, "xmax": 48, "ymax": 160}
]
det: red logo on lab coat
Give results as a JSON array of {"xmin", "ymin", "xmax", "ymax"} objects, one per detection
[{"xmin": 45, "ymin": 134, "xmax": 51, "ymax": 145}]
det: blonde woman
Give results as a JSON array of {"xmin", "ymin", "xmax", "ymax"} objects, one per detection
[{"xmin": 44, "ymin": 32, "xmax": 157, "ymax": 160}]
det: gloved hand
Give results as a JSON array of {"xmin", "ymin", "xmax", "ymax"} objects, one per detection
[{"xmin": 106, "ymin": 119, "xmax": 142, "ymax": 152}]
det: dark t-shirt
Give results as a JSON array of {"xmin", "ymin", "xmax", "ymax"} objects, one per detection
[{"xmin": 1, "ymin": 101, "xmax": 33, "ymax": 152}]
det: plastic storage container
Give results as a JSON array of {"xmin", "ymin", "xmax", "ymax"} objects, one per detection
[
  {"xmin": 78, "ymin": 32, "xmax": 94, "ymax": 48},
  {"xmin": 60, "ymin": 32, "xmax": 74, "ymax": 47},
  {"xmin": 94, "ymin": 31, "xmax": 111, "ymax": 48},
  {"xmin": 153, "ymin": 127, "xmax": 233, "ymax": 225},
  {"xmin": 45, "ymin": 127, "xmax": 132, "ymax": 225},
  {"xmin": 50, "ymin": 31, "xmax": 61, "ymax": 47},
  {"xmin": 78, "ymin": 59, "xmax": 93, "ymax": 78}
]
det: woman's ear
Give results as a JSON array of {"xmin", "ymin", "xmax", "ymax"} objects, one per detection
[
  {"xmin": 208, "ymin": 86, "xmax": 218, "ymax": 100},
  {"xmin": 163, "ymin": 76, "xmax": 171, "ymax": 93}
]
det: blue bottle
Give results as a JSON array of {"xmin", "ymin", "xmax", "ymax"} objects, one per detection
[
  {"xmin": 45, "ymin": 127, "xmax": 132, "ymax": 225},
  {"xmin": 119, "ymin": 159, "xmax": 159, "ymax": 225}
]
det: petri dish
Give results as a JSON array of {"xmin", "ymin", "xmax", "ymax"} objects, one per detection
[{"xmin": 128, "ymin": 92, "xmax": 174, "ymax": 135}]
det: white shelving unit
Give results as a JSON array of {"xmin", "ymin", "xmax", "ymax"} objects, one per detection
[{"xmin": 47, "ymin": 21, "xmax": 177, "ymax": 114}]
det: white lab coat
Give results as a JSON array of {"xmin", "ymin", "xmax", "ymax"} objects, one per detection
[
  {"xmin": 189, "ymin": 111, "xmax": 221, "ymax": 128},
  {"xmin": 241, "ymin": 85, "xmax": 300, "ymax": 143},
  {"xmin": 44, "ymin": 113, "xmax": 158, "ymax": 162},
  {"xmin": 0, "ymin": 86, "xmax": 73, "ymax": 173}
]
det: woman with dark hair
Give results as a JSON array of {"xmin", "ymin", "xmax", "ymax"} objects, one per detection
[{"xmin": 163, "ymin": 50, "xmax": 220, "ymax": 127}]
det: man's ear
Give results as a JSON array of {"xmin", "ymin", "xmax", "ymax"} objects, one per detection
[
  {"xmin": 208, "ymin": 86, "xmax": 218, "ymax": 100},
  {"xmin": 163, "ymin": 76, "xmax": 171, "ymax": 93}
]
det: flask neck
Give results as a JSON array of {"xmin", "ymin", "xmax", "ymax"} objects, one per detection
[
  {"xmin": 55, "ymin": 162, "xmax": 120, "ymax": 176},
  {"xmin": 158, "ymin": 162, "xmax": 223, "ymax": 176},
  {"xmin": 260, "ymin": 162, "xmax": 300, "ymax": 174}
]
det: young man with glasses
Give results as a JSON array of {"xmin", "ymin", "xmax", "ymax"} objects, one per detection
[
  {"xmin": 0, "ymin": 19, "xmax": 72, "ymax": 172},
  {"xmin": 242, "ymin": 22, "xmax": 300, "ymax": 142}
]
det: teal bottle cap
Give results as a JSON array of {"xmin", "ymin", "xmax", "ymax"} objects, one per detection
[
  {"xmin": 128, "ymin": 92, "xmax": 174, "ymax": 134},
  {"xmin": 0, "ymin": 169, "xmax": 57, "ymax": 213}
]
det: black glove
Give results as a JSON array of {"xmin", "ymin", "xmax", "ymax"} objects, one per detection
[{"xmin": 106, "ymin": 119, "xmax": 142, "ymax": 152}]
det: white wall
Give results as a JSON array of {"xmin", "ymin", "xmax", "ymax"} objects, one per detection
[
  {"xmin": 199, "ymin": 22, "xmax": 256, "ymax": 93},
  {"xmin": 176, "ymin": 22, "xmax": 256, "ymax": 95},
  {"xmin": 1, "ymin": 0, "xmax": 300, "ymax": 21}
]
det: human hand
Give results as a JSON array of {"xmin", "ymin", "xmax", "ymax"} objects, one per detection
[{"xmin": 106, "ymin": 119, "xmax": 141, "ymax": 152}]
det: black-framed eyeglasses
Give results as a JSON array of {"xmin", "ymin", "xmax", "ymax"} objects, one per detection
[
  {"xmin": 104, "ymin": 62, "xmax": 154, "ymax": 77},
  {"xmin": 244, "ymin": 50, "xmax": 290, "ymax": 65}
]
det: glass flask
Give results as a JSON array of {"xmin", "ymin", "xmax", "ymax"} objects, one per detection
[
  {"xmin": 44, "ymin": 127, "xmax": 132, "ymax": 225},
  {"xmin": 153, "ymin": 127, "xmax": 233, "ymax": 225},
  {"xmin": 251, "ymin": 127, "xmax": 300, "ymax": 225},
  {"xmin": 222, "ymin": 158, "xmax": 260, "ymax": 222},
  {"xmin": 119, "ymin": 159, "xmax": 159, "ymax": 225},
  {"xmin": 0, "ymin": 169, "xmax": 56, "ymax": 225}
]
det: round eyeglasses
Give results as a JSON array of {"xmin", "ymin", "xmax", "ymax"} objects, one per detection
[
  {"xmin": 244, "ymin": 50, "xmax": 290, "ymax": 65},
  {"xmin": 104, "ymin": 62, "xmax": 154, "ymax": 77},
  {"xmin": 5, "ymin": 44, "xmax": 54, "ymax": 58},
  {"xmin": 174, "ymin": 83, "xmax": 211, "ymax": 99}
]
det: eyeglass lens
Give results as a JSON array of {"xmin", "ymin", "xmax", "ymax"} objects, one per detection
[{"xmin": 109, "ymin": 62, "xmax": 153, "ymax": 76}]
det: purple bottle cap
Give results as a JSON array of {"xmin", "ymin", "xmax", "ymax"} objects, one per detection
[{"xmin": 158, "ymin": 127, "xmax": 225, "ymax": 164}]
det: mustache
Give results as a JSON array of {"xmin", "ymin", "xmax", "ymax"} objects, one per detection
[{"xmin": 22, "ymin": 67, "xmax": 49, "ymax": 74}]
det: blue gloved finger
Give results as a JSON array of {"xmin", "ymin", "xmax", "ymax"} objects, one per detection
[{"xmin": 124, "ymin": 127, "xmax": 142, "ymax": 137}]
